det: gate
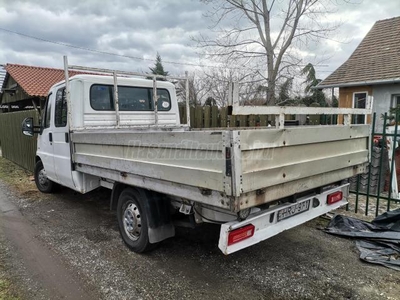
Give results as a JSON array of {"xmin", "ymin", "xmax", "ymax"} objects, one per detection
[{"xmin": 349, "ymin": 112, "xmax": 400, "ymax": 216}]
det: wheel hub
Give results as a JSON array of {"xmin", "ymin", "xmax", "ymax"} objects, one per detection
[
  {"xmin": 38, "ymin": 169, "xmax": 48, "ymax": 186},
  {"xmin": 123, "ymin": 203, "xmax": 142, "ymax": 241}
]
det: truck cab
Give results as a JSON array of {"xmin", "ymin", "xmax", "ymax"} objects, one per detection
[{"xmin": 33, "ymin": 75, "xmax": 180, "ymax": 193}]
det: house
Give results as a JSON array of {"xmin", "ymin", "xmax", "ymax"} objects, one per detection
[
  {"xmin": 0, "ymin": 64, "xmax": 83, "ymax": 113},
  {"xmin": 317, "ymin": 16, "xmax": 400, "ymax": 130},
  {"xmin": 0, "ymin": 65, "xmax": 5, "ymax": 104}
]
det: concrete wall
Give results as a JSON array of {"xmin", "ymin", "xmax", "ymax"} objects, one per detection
[{"xmin": 372, "ymin": 83, "xmax": 400, "ymax": 131}]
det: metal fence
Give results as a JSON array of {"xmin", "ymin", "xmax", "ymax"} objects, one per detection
[
  {"xmin": 349, "ymin": 112, "xmax": 400, "ymax": 216},
  {"xmin": 0, "ymin": 110, "xmax": 39, "ymax": 172}
]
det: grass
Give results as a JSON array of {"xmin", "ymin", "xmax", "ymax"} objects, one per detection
[
  {"xmin": 0, "ymin": 277, "xmax": 19, "ymax": 300},
  {"xmin": 0, "ymin": 157, "xmax": 33, "ymax": 187},
  {"xmin": 0, "ymin": 157, "xmax": 42, "ymax": 202}
]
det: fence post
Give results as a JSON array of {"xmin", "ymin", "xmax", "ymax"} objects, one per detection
[
  {"xmin": 220, "ymin": 107, "xmax": 227, "ymax": 127},
  {"xmin": 387, "ymin": 112, "xmax": 399, "ymax": 211},
  {"xmin": 249, "ymin": 115, "xmax": 256, "ymax": 127},
  {"xmin": 190, "ymin": 107, "xmax": 195, "ymax": 128},
  {"xmin": 204, "ymin": 106, "xmax": 211, "ymax": 128},
  {"xmin": 365, "ymin": 113, "xmax": 376, "ymax": 216},
  {"xmin": 195, "ymin": 106, "xmax": 203, "ymax": 128},
  {"xmin": 211, "ymin": 106, "xmax": 218, "ymax": 128},
  {"xmin": 355, "ymin": 174, "xmax": 360, "ymax": 213},
  {"xmin": 259, "ymin": 115, "xmax": 267, "ymax": 127},
  {"xmin": 376, "ymin": 113, "xmax": 388, "ymax": 217}
]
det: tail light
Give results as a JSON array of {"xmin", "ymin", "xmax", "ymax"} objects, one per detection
[
  {"xmin": 228, "ymin": 224, "xmax": 255, "ymax": 246},
  {"xmin": 327, "ymin": 191, "xmax": 343, "ymax": 205}
]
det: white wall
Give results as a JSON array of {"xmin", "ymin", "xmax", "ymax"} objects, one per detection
[{"xmin": 372, "ymin": 84, "xmax": 400, "ymax": 132}]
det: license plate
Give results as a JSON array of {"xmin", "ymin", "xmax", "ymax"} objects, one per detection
[{"xmin": 277, "ymin": 200, "xmax": 311, "ymax": 222}]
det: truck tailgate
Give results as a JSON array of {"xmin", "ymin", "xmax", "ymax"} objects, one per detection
[{"xmin": 232, "ymin": 125, "xmax": 369, "ymax": 211}]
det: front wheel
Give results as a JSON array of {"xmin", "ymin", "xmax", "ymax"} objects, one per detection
[
  {"xmin": 34, "ymin": 160, "xmax": 55, "ymax": 193},
  {"xmin": 117, "ymin": 188, "xmax": 155, "ymax": 253}
]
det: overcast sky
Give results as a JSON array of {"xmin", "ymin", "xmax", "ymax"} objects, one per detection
[{"xmin": 0, "ymin": 0, "xmax": 399, "ymax": 80}]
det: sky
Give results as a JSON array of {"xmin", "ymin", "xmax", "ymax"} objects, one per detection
[{"xmin": 0, "ymin": 0, "xmax": 399, "ymax": 82}]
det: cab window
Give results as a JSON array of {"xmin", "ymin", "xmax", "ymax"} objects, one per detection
[
  {"xmin": 43, "ymin": 94, "xmax": 52, "ymax": 129},
  {"xmin": 90, "ymin": 85, "xmax": 114, "ymax": 110},
  {"xmin": 55, "ymin": 88, "xmax": 67, "ymax": 127},
  {"xmin": 90, "ymin": 84, "xmax": 171, "ymax": 112}
]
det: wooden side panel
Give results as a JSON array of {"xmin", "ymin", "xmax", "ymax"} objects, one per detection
[{"xmin": 338, "ymin": 86, "xmax": 373, "ymax": 124}]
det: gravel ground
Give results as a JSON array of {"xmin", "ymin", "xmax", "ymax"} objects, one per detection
[{"xmin": 0, "ymin": 157, "xmax": 399, "ymax": 300}]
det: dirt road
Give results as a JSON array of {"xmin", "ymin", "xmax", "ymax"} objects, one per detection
[
  {"xmin": 0, "ymin": 182, "xmax": 99, "ymax": 299},
  {"xmin": 0, "ymin": 158, "xmax": 399, "ymax": 299}
]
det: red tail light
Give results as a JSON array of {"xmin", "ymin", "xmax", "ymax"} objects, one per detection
[
  {"xmin": 327, "ymin": 191, "xmax": 343, "ymax": 205},
  {"xmin": 228, "ymin": 224, "xmax": 255, "ymax": 246}
]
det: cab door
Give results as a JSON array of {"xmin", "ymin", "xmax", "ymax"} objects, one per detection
[
  {"xmin": 37, "ymin": 93, "xmax": 57, "ymax": 182},
  {"xmin": 52, "ymin": 87, "xmax": 75, "ymax": 189}
]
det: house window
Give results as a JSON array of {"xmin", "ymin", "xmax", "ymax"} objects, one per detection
[
  {"xmin": 55, "ymin": 87, "xmax": 67, "ymax": 127},
  {"xmin": 353, "ymin": 92, "xmax": 367, "ymax": 124},
  {"xmin": 391, "ymin": 94, "xmax": 400, "ymax": 108}
]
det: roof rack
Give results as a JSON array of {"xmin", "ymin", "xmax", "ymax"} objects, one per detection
[{"xmin": 63, "ymin": 55, "xmax": 190, "ymax": 129}]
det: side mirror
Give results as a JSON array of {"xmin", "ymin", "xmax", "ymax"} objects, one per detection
[{"xmin": 22, "ymin": 117, "xmax": 35, "ymax": 137}]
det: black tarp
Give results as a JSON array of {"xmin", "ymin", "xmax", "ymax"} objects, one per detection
[{"xmin": 325, "ymin": 209, "xmax": 400, "ymax": 271}]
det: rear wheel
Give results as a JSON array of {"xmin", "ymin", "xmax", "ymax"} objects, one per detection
[
  {"xmin": 117, "ymin": 188, "xmax": 154, "ymax": 253},
  {"xmin": 34, "ymin": 160, "xmax": 55, "ymax": 193}
]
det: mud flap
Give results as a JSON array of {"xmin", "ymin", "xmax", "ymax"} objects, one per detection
[{"xmin": 142, "ymin": 190, "xmax": 175, "ymax": 243}]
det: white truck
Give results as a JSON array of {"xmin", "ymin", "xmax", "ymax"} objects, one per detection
[{"xmin": 22, "ymin": 58, "xmax": 371, "ymax": 254}]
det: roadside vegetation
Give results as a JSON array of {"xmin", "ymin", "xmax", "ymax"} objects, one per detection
[
  {"xmin": 0, "ymin": 157, "xmax": 32, "ymax": 186},
  {"xmin": 0, "ymin": 274, "xmax": 20, "ymax": 300},
  {"xmin": 0, "ymin": 157, "xmax": 41, "ymax": 200},
  {"xmin": 0, "ymin": 156, "xmax": 29, "ymax": 300}
]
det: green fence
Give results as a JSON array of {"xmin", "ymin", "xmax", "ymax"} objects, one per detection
[
  {"xmin": 349, "ymin": 113, "xmax": 400, "ymax": 216},
  {"xmin": 0, "ymin": 110, "xmax": 39, "ymax": 172}
]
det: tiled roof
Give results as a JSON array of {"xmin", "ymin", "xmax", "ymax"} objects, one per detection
[
  {"xmin": 319, "ymin": 16, "xmax": 400, "ymax": 88},
  {"xmin": 4, "ymin": 64, "xmax": 88, "ymax": 97},
  {"xmin": 0, "ymin": 66, "xmax": 5, "ymax": 92}
]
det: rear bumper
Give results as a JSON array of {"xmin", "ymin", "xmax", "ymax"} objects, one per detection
[{"xmin": 218, "ymin": 183, "xmax": 349, "ymax": 254}]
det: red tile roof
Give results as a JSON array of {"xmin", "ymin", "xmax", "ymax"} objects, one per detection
[
  {"xmin": 4, "ymin": 64, "xmax": 88, "ymax": 97},
  {"xmin": 319, "ymin": 16, "xmax": 400, "ymax": 88}
]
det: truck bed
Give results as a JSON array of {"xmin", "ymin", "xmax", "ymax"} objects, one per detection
[{"xmin": 71, "ymin": 125, "xmax": 369, "ymax": 212}]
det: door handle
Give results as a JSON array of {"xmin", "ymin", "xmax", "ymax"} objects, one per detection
[
  {"xmin": 49, "ymin": 132, "xmax": 53, "ymax": 142},
  {"xmin": 65, "ymin": 132, "xmax": 69, "ymax": 143}
]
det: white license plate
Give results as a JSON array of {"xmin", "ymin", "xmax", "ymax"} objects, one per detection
[{"xmin": 277, "ymin": 200, "xmax": 311, "ymax": 222}]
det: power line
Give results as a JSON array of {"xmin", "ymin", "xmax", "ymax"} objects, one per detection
[
  {"xmin": 0, "ymin": 27, "xmax": 334, "ymax": 74},
  {"xmin": 0, "ymin": 27, "xmax": 228, "ymax": 69}
]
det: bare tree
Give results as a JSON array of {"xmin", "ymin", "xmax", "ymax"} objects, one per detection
[
  {"xmin": 196, "ymin": 0, "xmax": 352, "ymax": 105},
  {"xmin": 176, "ymin": 73, "xmax": 207, "ymax": 106},
  {"xmin": 201, "ymin": 67, "xmax": 264, "ymax": 106}
]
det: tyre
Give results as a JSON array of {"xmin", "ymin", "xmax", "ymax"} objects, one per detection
[
  {"xmin": 34, "ymin": 160, "xmax": 55, "ymax": 193},
  {"xmin": 117, "ymin": 188, "xmax": 155, "ymax": 253}
]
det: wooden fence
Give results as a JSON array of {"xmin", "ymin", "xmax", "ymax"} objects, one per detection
[
  {"xmin": 179, "ymin": 106, "xmax": 276, "ymax": 128},
  {"xmin": 178, "ymin": 106, "xmax": 334, "ymax": 128},
  {"xmin": 0, "ymin": 110, "xmax": 39, "ymax": 172}
]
